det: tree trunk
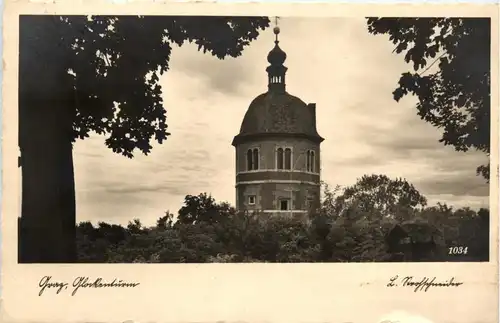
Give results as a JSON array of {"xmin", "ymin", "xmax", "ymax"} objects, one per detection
[
  {"xmin": 18, "ymin": 16, "xmax": 77, "ymax": 263},
  {"xmin": 18, "ymin": 98, "xmax": 76, "ymax": 263}
]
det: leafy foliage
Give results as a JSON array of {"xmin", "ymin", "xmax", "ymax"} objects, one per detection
[
  {"xmin": 22, "ymin": 15, "xmax": 270, "ymax": 158},
  {"xmin": 72, "ymin": 177, "xmax": 490, "ymax": 263},
  {"xmin": 326, "ymin": 174, "xmax": 427, "ymax": 221},
  {"xmin": 177, "ymin": 193, "xmax": 236, "ymax": 225},
  {"xmin": 366, "ymin": 18, "xmax": 491, "ymax": 180}
]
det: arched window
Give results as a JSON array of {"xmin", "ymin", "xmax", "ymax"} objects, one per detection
[
  {"xmin": 277, "ymin": 148, "xmax": 284, "ymax": 170},
  {"xmin": 284, "ymin": 148, "xmax": 292, "ymax": 170},
  {"xmin": 306, "ymin": 150, "xmax": 316, "ymax": 172},
  {"xmin": 252, "ymin": 148, "xmax": 259, "ymax": 170},
  {"xmin": 310, "ymin": 151, "xmax": 315, "ymax": 173},
  {"xmin": 247, "ymin": 149, "xmax": 253, "ymax": 171}
]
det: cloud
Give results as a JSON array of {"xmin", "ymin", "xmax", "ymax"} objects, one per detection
[
  {"xmin": 105, "ymin": 183, "xmax": 190, "ymax": 196},
  {"xmin": 426, "ymin": 194, "xmax": 489, "ymax": 210},
  {"xmin": 322, "ymin": 86, "xmax": 489, "ymax": 201},
  {"xmin": 169, "ymin": 41, "xmax": 260, "ymax": 96},
  {"xmin": 417, "ymin": 171, "xmax": 489, "ymax": 197}
]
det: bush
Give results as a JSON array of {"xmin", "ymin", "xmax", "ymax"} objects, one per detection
[{"xmin": 73, "ymin": 176, "xmax": 489, "ymax": 263}]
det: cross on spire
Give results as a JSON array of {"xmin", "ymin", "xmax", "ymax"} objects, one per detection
[{"xmin": 274, "ymin": 16, "xmax": 280, "ymax": 42}]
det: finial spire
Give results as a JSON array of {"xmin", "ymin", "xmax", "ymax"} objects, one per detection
[
  {"xmin": 273, "ymin": 16, "xmax": 280, "ymax": 43},
  {"xmin": 266, "ymin": 16, "xmax": 287, "ymax": 93}
]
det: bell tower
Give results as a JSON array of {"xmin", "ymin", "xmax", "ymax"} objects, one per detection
[{"xmin": 232, "ymin": 18, "xmax": 324, "ymax": 217}]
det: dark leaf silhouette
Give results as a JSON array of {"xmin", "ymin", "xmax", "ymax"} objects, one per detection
[{"xmin": 367, "ymin": 18, "xmax": 490, "ymax": 181}]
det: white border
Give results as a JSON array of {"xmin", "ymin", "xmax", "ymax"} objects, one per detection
[{"xmin": 1, "ymin": 2, "xmax": 498, "ymax": 323}]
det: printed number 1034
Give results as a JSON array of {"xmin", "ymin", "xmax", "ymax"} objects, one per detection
[{"xmin": 448, "ymin": 246, "xmax": 468, "ymax": 255}]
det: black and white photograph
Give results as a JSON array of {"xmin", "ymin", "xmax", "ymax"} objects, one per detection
[{"xmin": 16, "ymin": 14, "xmax": 492, "ymax": 264}]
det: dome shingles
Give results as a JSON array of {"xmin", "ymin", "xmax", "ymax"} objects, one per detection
[{"xmin": 232, "ymin": 91, "xmax": 324, "ymax": 146}]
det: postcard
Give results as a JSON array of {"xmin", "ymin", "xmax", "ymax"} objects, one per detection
[{"xmin": 1, "ymin": 1, "xmax": 498, "ymax": 323}]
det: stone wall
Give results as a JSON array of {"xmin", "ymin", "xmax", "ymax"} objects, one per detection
[
  {"xmin": 236, "ymin": 137, "xmax": 321, "ymax": 174},
  {"xmin": 236, "ymin": 182, "xmax": 320, "ymax": 212},
  {"xmin": 234, "ymin": 136, "xmax": 322, "ymax": 214}
]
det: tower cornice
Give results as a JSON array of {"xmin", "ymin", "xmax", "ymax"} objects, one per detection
[{"xmin": 232, "ymin": 132, "xmax": 325, "ymax": 147}]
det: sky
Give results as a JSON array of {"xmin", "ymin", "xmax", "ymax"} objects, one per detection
[{"xmin": 71, "ymin": 17, "xmax": 489, "ymax": 226}]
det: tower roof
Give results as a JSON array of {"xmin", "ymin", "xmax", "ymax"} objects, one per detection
[
  {"xmin": 232, "ymin": 91, "xmax": 323, "ymax": 146},
  {"xmin": 267, "ymin": 42, "xmax": 287, "ymax": 66},
  {"xmin": 232, "ymin": 18, "xmax": 324, "ymax": 146}
]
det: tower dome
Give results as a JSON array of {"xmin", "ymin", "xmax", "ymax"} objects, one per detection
[
  {"xmin": 267, "ymin": 41, "xmax": 287, "ymax": 65},
  {"xmin": 232, "ymin": 91, "xmax": 323, "ymax": 146}
]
